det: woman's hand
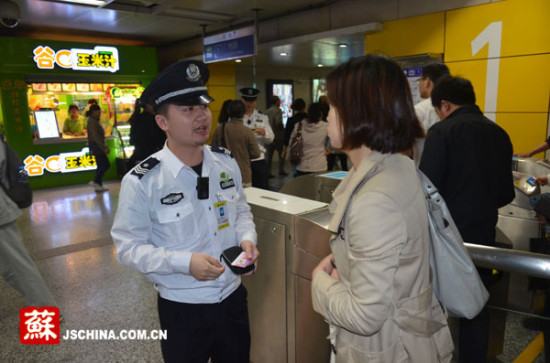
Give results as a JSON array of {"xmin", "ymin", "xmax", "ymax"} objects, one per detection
[{"xmin": 312, "ymin": 254, "xmax": 338, "ymax": 280}]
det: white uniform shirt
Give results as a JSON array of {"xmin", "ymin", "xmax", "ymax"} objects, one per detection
[
  {"xmin": 243, "ymin": 109, "xmax": 274, "ymax": 161},
  {"xmin": 111, "ymin": 144, "xmax": 257, "ymax": 304},
  {"xmin": 413, "ymin": 97, "xmax": 441, "ymax": 166},
  {"xmin": 414, "ymin": 98, "xmax": 440, "ymax": 133}
]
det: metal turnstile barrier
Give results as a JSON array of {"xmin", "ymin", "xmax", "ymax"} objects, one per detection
[{"xmin": 243, "ymin": 188, "xmax": 332, "ymax": 363}]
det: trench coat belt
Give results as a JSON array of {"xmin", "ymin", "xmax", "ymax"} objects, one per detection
[{"xmin": 391, "ymin": 286, "xmax": 446, "ymax": 338}]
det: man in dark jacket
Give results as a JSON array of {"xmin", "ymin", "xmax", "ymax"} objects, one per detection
[{"xmin": 419, "ymin": 75, "xmax": 515, "ymax": 363}]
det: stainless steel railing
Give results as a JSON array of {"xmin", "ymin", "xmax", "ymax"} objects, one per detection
[{"xmin": 466, "ymin": 243, "xmax": 550, "ymax": 279}]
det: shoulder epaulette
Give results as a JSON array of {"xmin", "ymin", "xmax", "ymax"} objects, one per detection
[
  {"xmin": 209, "ymin": 145, "xmax": 233, "ymax": 158},
  {"xmin": 131, "ymin": 157, "xmax": 160, "ymax": 179}
]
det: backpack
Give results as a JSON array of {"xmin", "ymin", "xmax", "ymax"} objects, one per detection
[{"xmin": 1, "ymin": 137, "xmax": 33, "ymax": 208}]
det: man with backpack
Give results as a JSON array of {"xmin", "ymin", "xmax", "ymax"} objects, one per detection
[{"xmin": 0, "ymin": 135, "xmax": 58, "ymax": 308}]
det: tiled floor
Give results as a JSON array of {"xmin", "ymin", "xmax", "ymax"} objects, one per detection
[
  {"xmin": 0, "ymin": 181, "xmax": 163, "ymax": 362},
  {"xmin": 1, "ymin": 157, "xmax": 547, "ymax": 362},
  {"xmin": 0, "ymin": 159, "xmax": 296, "ymax": 363}
]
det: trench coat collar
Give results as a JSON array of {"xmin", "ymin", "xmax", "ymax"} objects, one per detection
[{"xmin": 327, "ymin": 150, "xmax": 387, "ymax": 233}]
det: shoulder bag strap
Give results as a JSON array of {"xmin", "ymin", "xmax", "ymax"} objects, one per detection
[{"xmin": 336, "ymin": 162, "xmax": 380, "ymax": 239}]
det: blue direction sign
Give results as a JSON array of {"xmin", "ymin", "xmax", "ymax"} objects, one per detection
[{"xmin": 203, "ymin": 26, "xmax": 256, "ymax": 63}]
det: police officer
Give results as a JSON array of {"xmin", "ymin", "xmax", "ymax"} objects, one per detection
[
  {"xmin": 240, "ymin": 87, "xmax": 274, "ymax": 189},
  {"xmin": 111, "ymin": 60, "xmax": 259, "ymax": 363}
]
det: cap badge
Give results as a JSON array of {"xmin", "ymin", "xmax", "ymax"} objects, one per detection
[
  {"xmin": 247, "ymin": 89, "xmax": 253, "ymax": 95},
  {"xmin": 186, "ymin": 64, "xmax": 201, "ymax": 82}
]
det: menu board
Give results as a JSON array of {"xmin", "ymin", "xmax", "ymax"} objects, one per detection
[
  {"xmin": 34, "ymin": 109, "xmax": 60, "ymax": 138},
  {"xmin": 47, "ymin": 83, "xmax": 62, "ymax": 92},
  {"xmin": 76, "ymin": 83, "xmax": 90, "ymax": 92},
  {"xmin": 62, "ymin": 83, "xmax": 76, "ymax": 92}
]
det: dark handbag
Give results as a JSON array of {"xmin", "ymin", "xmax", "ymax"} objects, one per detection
[{"xmin": 289, "ymin": 121, "xmax": 303, "ymax": 165}]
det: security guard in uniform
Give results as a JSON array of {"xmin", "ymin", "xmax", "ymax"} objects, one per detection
[
  {"xmin": 240, "ymin": 87, "xmax": 274, "ymax": 189},
  {"xmin": 111, "ymin": 60, "xmax": 259, "ymax": 363}
]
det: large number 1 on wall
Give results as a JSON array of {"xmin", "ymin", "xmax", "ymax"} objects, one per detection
[{"xmin": 471, "ymin": 21, "xmax": 503, "ymax": 122}]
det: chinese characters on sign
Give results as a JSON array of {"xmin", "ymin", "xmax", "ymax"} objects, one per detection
[
  {"xmin": 24, "ymin": 147, "xmax": 97, "ymax": 177},
  {"xmin": 1, "ymin": 78, "xmax": 27, "ymax": 133},
  {"xmin": 33, "ymin": 45, "xmax": 119, "ymax": 73},
  {"xmin": 19, "ymin": 306, "xmax": 60, "ymax": 345}
]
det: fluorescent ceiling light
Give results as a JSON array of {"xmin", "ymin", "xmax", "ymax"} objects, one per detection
[
  {"xmin": 280, "ymin": 52, "xmax": 288, "ymax": 56},
  {"xmin": 339, "ymin": 44, "xmax": 348, "ymax": 48},
  {"xmin": 56, "ymin": 0, "xmax": 110, "ymax": 6},
  {"xmin": 235, "ymin": 59, "xmax": 242, "ymax": 63},
  {"xmin": 317, "ymin": 64, "xmax": 324, "ymax": 67}
]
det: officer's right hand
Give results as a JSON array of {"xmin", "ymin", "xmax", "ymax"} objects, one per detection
[{"xmin": 189, "ymin": 253, "xmax": 225, "ymax": 281}]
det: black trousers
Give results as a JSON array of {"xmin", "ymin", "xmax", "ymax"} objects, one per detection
[
  {"xmin": 251, "ymin": 159, "xmax": 269, "ymax": 189},
  {"xmin": 458, "ymin": 268, "xmax": 492, "ymax": 363},
  {"xmin": 158, "ymin": 285, "xmax": 251, "ymax": 363},
  {"xmin": 89, "ymin": 143, "xmax": 111, "ymax": 185},
  {"xmin": 327, "ymin": 153, "xmax": 348, "ymax": 171},
  {"xmin": 265, "ymin": 142, "xmax": 285, "ymax": 175}
]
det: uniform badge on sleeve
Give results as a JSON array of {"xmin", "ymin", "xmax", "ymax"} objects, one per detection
[{"xmin": 161, "ymin": 193, "xmax": 184, "ymax": 205}]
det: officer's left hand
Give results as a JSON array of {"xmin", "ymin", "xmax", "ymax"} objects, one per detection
[
  {"xmin": 240, "ymin": 240, "xmax": 260, "ymax": 276},
  {"xmin": 255, "ymin": 128, "xmax": 266, "ymax": 136}
]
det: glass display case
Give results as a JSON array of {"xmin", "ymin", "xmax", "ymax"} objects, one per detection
[
  {"xmin": 113, "ymin": 124, "xmax": 133, "ymax": 160},
  {"xmin": 113, "ymin": 124, "xmax": 134, "ymax": 177}
]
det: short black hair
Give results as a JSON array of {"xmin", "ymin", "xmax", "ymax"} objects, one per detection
[
  {"xmin": 306, "ymin": 102, "xmax": 324, "ymax": 124},
  {"xmin": 68, "ymin": 104, "xmax": 79, "ymax": 112},
  {"xmin": 85, "ymin": 104, "xmax": 101, "ymax": 117},
  {"xmin": 421, "ymin": 63, "xmax": 450, "ymax": 84},
  {"xmin": 291, "ymin": 98, "xmax": 306, "ymax": 112},
  {"xmin": 228, "ymin": 100, "xmax": 246, "ymax": 119},
  {"xmin": 156, "ymin": 103, "xmax": 169, "ymax": 117},
  {"xmin": 431, "ymin": 75, "xmax": 476, "ymax": 108}
]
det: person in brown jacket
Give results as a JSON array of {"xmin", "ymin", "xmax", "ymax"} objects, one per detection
[{"xmin": 211, "ymin": 100, "xmax": 260, "ymax": 187}]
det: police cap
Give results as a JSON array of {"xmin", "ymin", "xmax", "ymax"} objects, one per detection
[
  {"xmin": 140, "ymin": 60, "xmax": 214, "ymax": 111},
  {"xmin": 240, "ymin": 87, "xmax": 260, "ymax": 101}
]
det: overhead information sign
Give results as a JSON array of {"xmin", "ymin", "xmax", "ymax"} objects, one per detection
[{"xmin": 203, "ymin": 26, "xmax": 255, "ymax": 63}]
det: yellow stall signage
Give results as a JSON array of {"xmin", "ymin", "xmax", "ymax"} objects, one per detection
[
  {"xmin": 32, "ymin": 45, "xmax": 119, "ymax": 73},
  {"xmin": 24, "ymin": 148, "xmax": 97, "ymax": 177}
]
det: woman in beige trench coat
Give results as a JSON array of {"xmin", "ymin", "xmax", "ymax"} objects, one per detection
[{"xmin": 311, "ymin": 54, "xmax": 454, "ymax": 362}]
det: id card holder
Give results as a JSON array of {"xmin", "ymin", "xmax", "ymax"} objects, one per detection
[{"xmin": 214, "ymin": 193, "xmax": 230, "ymax": 230}]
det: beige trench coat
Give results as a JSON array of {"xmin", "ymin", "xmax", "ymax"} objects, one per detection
[{"xmin": 312, "ymin": 151, "xmax": 454, "ymax": 362}]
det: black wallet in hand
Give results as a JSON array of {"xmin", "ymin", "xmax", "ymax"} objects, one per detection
[{"xmin": 220, "ymin": 246, "xmax": 255, "ymax": 275}]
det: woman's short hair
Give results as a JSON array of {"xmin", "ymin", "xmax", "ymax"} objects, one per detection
[
  {"xmin": 306, "ymin": 102, "xmax": 324, "ymax": 124},
  {"xmin": 326, "ymin": 54, "xmax": 424, "ymax": 153},
  {"xmin": 68, "ymin": 104, "xmax": 79, "ymax": 112},
  {"xmin": 291, "ymin": 98, "xmax": 306, "ymax": 112},
  {"xmin": 227, "ymin": 100, "xmax": 246, "ymax": 119}
]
